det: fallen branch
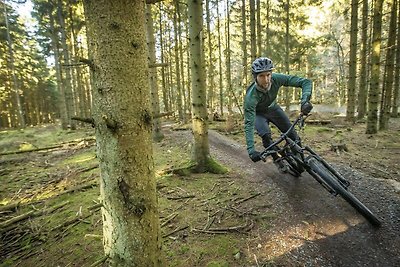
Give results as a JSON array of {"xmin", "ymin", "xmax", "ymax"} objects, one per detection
[
  {"xmin": 89, "ymin": 255, "xmax": 108, "ymax": 267},
  {"xmin": 162, "ymin": 225, "xmax": 189, "ymax": 238},
  {"xmin": 235, "ymin": 192, "xmax": 261, "ymax": 205},
  {"xmin": 0, "ymin": 137, "xmax": 96, "ymax": 156},
  {"xmin": 0, "ymin": 201, "xmax": 69, "ymax": 230},
  {"xmin": 161, "ymin": 212, "xmax": 178, "ymax": 227},
  {"xmin": 166, "ymin": 195, "xmax": 195, "ymax": 200}
]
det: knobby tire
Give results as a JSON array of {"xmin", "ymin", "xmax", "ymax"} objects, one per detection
[{"xmin": 307, "ymin": 157, "xmax": 381, "ymax": 227}]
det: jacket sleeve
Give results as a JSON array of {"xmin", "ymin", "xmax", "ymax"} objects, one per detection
[
  {"xmin": 273, "ymin": 73, "xmax": 312, "ymax": 104},
  {"xmin": 244, "ymin": 87, "xmax": 257, "ymax": 155}
]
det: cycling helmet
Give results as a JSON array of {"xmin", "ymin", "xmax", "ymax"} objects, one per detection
[{"xmin": 251, "ymin": 57, "xmax": 274, "ymax": 75}]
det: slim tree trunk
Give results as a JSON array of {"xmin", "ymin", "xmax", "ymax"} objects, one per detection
[
  {"xmin": 57, "ymin": 0, "xmax": 76, "ymax": 130},
  {"xmin": 216, "ymin": 3, "xmax": 224, "ymax": 116},
  {"xmin": 256, "ymin": 0, "xmax": 261, "ymax": 57},
  {"xmin": 3, "ymin": 3, "xmax": 25, "ymax": 128},
  {"xmin": 249, "ymin": 0, "xmax": 256, "ymax": 61},
  {"xmin": 173, "ymin": 0, "xmax": 184, "ymax": 121},
  {"xmin": 49, "ymin": 10, "xmax": 69, "ymax": 130},
  {"xmin": 206, "ymin": 0, "xmax": 215, "ymax": 112},
  {"xmin": 158, "ymin": 3, "xmax": 169, "ymax": 113},
  {"xmin": 284, "ymin": 0, "xmax": 290, "ymax": 111},
  {"xmin": 146, "ymin": 4, "xmax": 164, "ymax": 141},
  {"xmin": 357, "ymin": 0, "xmax": 369, "ymax": 119},
  {"xmin": 346, "ymin": 0, "xmax": 358, "ymax": 122},
  {"xmin": 392, "ymin": 0, "xmax": 400, "ymax": 117},
  {"xmin": 366, "ymin": 0, "xmax": 384, "ymax": 134},
  {"xmin": 379, "ymin": 0, "xmax": 397, "ymax": 130},
  {"xmin": 241, "ymin": 0, "xmax": 248, "ymax": 87},
  {"xmin": 83, "ymin": 0, "xmax": 163, "ymax": 265}
]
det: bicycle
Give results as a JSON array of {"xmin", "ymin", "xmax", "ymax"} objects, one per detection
[{"xmin": 260, "ymin": 113, "xmax": 382, "ymax": 227}]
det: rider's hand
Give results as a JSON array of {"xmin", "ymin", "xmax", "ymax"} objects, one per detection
[
  {"xmin": 301, "ymin": 101, "xmax": 313, "ymax": 115},
  {"xmin": 249, "ymin": 151, "xmax": 262, "ymax": 162}
]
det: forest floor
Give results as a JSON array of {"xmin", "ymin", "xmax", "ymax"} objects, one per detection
[{"xmin": 0, "ymin": 112, "xmax": 399, "ymax": 266}]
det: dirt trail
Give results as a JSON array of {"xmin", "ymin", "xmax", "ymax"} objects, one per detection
[{"xmin": 208, "ymin": 129, "xmax": 400, "ymax": 266}]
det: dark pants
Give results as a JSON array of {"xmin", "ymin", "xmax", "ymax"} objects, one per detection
[{"xmin": 255, "ymin": 105, "xmax": 299, "ymax": 148}]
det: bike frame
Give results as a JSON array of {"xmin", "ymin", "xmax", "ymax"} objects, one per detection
[{"xmin": 260, "ymin": 113, "xmax": 350, "ymax": 195}]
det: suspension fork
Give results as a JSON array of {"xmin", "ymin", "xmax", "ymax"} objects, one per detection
[{"xmin": 304, "ymin": 146, "xmax": 350, "ymax": 188}]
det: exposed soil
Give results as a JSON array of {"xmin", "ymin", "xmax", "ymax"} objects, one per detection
[{"xmin": 206, "ymin": 114, "xmax": 400, "ymax": 266}]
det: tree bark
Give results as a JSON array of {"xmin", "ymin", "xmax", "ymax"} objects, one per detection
[{"xmin": 83, "ymin": 0, "xmax": 163, "ymax": 266}]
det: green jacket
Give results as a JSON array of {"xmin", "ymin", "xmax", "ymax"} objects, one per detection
[{"xmin": 244, "ymin": 73, "xmax": 312, "ymax": 155}]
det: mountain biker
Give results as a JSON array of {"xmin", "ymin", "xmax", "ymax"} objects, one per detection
[{"xmin": 244, "ymin": 57, "xmax": 313, "ymax": 171}]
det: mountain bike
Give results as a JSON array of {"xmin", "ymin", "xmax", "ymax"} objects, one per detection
[{"xmin": 260, "ymin": 113, "xmax": 382, "ymax": 227}]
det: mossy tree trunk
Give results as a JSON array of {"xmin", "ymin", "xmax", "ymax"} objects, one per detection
[
  {"xmin": 188, "ymin": 0, "xmax": 213, "ymax": 172},
  {"xmin": 83, "ymin": 0, "xmax": 163, "ymax": 266},
  {"xmin": 366, "ymin": 0, "xmax": 384, "ymax": 134}
]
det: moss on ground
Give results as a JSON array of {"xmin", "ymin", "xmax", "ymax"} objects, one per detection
[{"xmin": 0, "ymin": 123, "xmax": 276, "ymax": 267}]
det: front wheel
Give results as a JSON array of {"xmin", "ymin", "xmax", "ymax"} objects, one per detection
[{"xmin": 307, "ymin": 156, "xmax": 381, "ymax": 227}]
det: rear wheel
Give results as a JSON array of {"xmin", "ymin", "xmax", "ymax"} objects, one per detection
[{"xmin": 307, "ymin": 156, "xmax": 381, "ymax": 227}]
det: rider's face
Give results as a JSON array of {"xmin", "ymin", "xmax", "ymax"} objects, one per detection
[{"xmin": 256, "ymin": 71, "xmax": 272, "ymax": 89}]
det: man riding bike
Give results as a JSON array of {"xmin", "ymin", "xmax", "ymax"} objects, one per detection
[{"xmin": 244, "ymin": 57, "xmax": 313, "ymax": 172}]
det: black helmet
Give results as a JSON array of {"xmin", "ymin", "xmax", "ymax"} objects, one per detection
[{"xmin": 251, "ymin": 57, "xmax": 274, "ymax": 75}]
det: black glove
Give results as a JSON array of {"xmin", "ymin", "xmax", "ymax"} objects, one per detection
[
  {"xmin": 249, "ymin": 151, "xmax": 262, "ymax": 162},
  {"xmin": 301, "ymin": 101, "xmax": 313, "ymax": 115}
]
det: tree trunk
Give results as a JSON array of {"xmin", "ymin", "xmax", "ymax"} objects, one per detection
[
  {"xmin": 57, "ymin": 0, "xmax": 76, "ymax": 130},
  {"xmin": 249, "ymin": 0, "xmax": 256, "ymax": 61},
  {"xmin": 216, "ymin": 3, "xmax": 224, "ymax": 116},
  {"xmin": 379, "ymin": 0, "xmax": 397, "ymax": 130},
  {"xmin": 146, "ymin": 4, "xmax": 164, "ymax": 141},
  {"xmin": 392, "ymin": 0, "xmax": 400, "ymax": 117},
  {"xmin": 206, "ymin": 0, "xmax": 215, "ymax": 113},
  {"xmin": 173, "ymin": 0, "xmax": 184, "ymax": 121},
  {"xmin": 366, "ymin": 0, "xmax": 384, "ymax": 134},
  {"xmin": 357, "ymin": 0, "xmax": 369, "ymax": 119},
  {"xmin": 83, "ymin": 0, "xmax": 163, "ymax": 266},
  {"xmin": 346, "ymin": 0, "xmax": 358, "ymax": 122},
  {"xmin": 241, "ymin": 0, "xmax": 249, "ymax": 88},
  {"xmin": 49, "ymin": 10, "xmax": 69, "ymax": 130},
  {"xmin": 256, "ymin": 0, "xmax": 261, "ymax": 58},
  {"xmin": 3, "ymin": 3, "xmax": 25, "ymax": 128},
  {"xmin": 188, "ymin": 0, "xmax": 210, "ymax": 171},
  {"xmin": 158, "ymin": 3, "xmax": 169, "ymax": 113},
  {"xmin": 284, "ymin": 0, "xmax": 291, "ymax": 111}
]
